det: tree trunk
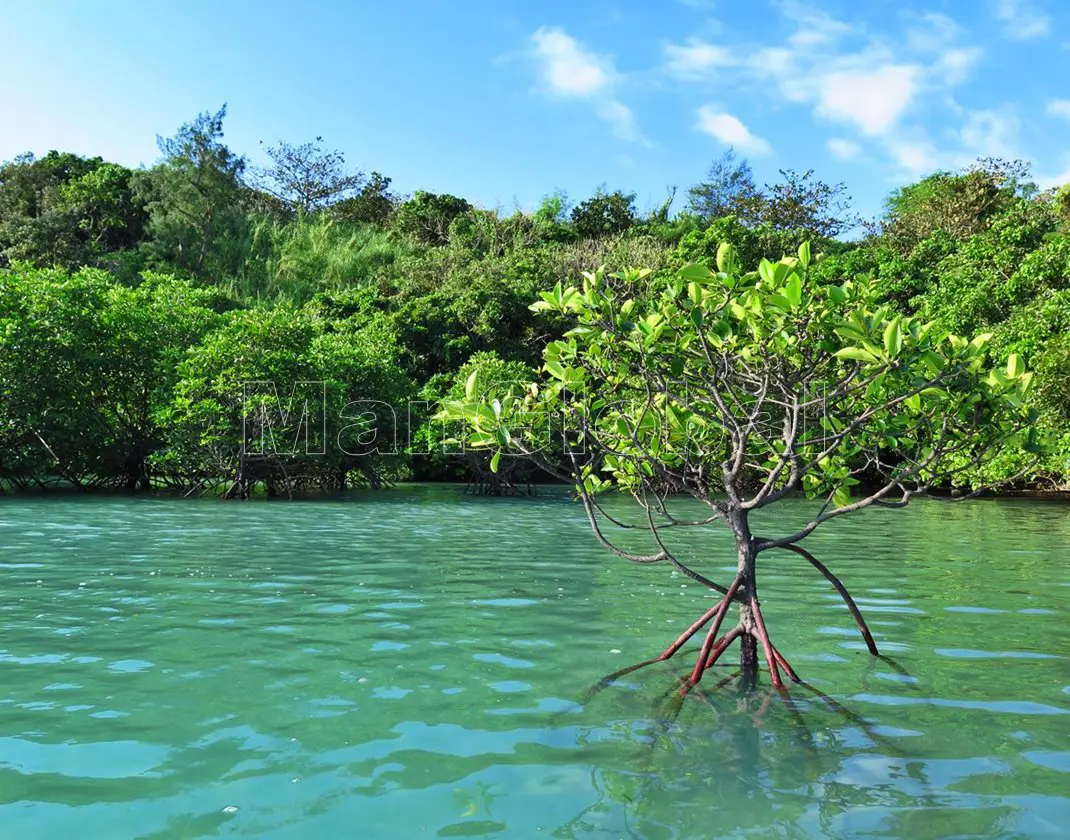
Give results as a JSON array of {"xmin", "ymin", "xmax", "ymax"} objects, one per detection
[
  {"xmin": 587, "ymin": 505, "xmax": 808, "ymax": 695},
  {"xmin": 732, "ymin": 512, "xmax": 759, "ymax": 682},
  {"xmin": 736, "ymin": 543, "xmax": 759, "ymax": 683}
]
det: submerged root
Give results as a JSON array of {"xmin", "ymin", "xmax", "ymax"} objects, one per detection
[
  {"xmin": 589, "ymin": 611, "xmax": 796, "ymax": 697},
  {"xmin": 581, "ymin": 598, "xmax": 733, "ymax": 703},
  {"xmin": 583, "ymin": 574, "xmax": 745, "ymax": 703}
]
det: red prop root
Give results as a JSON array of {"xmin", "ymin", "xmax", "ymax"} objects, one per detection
[
  {"xmin": 591, "ymin": 549, "xmax": 877, "ymax": 694},
  {"xmin": 779, "ymin": 544, "xmax": 879, "ymax": 656},
  {"xmin": 686, "ymin": 575, "xmax": 745, "ymax": 686}
]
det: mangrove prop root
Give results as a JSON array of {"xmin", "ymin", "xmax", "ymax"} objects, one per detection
[
  {"xmin": 686, "ymin": 575, "xmax": 745, "ymax": 687},
  {"xmin": 875, "ymin": 654, "xmax": 913, "ymax": 678},
  {"xmin": 753, "ymin": 691, "xmax": 774, "ymax": 723},
  {"xmin": 750, "ymin": 597, "xmax": 784, "ymax": 691},
  {"xmin": 583, "ymin": 559, "xmax": 864, "ymax": 698},
  {"xmin": 797, "ymin": 681, "xmax": 905, "ymax": 756},
  {"xmin": 771, "ymin": 644, "xmax": 801, "ymax": 683},
  {"xmin": 673, "ymin": 664, "xmax": 743, "ymax": 704},
  {"xmin": 712, "ymin": 669, "xmax": 742, "ymax": 690},
  {"xmin": 656, "ymin": 687, "xmax": 689, "ymax": 725},
  {"xmin": 687, "ymin": 621, "xmax": 727, "ymax": 688},
  {"xmin": 581, "ymin": 596, "xmax": 735, "ymax": 699},
  {"xmin": 703, "ymin": 626, "xmax": 743, "ymax": 671},
  {"xmin": 780, "ymin": 544, "xmax": 879, "ymax": 656},
  {"xmin": 678, "ymin": 673, "xmax": 720, "ymax": 710},
  {"xmin": 658, "ymin": 601, "xmax": 730, "ymax": 660}
]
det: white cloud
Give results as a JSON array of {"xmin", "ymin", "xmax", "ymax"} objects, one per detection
[
  {"xmin": 880, "ymin": 106, "xmax": 1021, "ymax": 181},
  {"xmin": 993, "ymin": 0, "xmax": 1051, "ymax": 40},
  {"xmin": 1037, "ymin": 165, "xmax": 1070, "ymax": 190},
  {"xmin": 1047, "ymin": 99, "xmax": 1070, "ymax": 119},
  {"xmin": 957, "ymin": 108, "xmax": 1020, "ymax": 157},
  {"xmin": 664, "ymin": 38, "xmax": 735, "ymax": 80},
  {"xmin": 749, "ymin": 47, "xmax": 800, "ymax": 95},
  {"xmin": 885, "ymin": 137, "xmax": 941, "ymax": 178},
  {"xmin": 903, "ymin": 13, "xmax": 981, "ymax": 86},
  {"xmin": 531, "ymin": 27, "xmax": 611, "ymax": 96},
  {"xmin": 695, "ymin": 106, "xmax": 771, "ymax": 155},
  {"xmin": 745, "ymin": 38, "xmax": 927, "ymax": 138},
  {"xmin": 907, "ymin": 12, "xmax": 962, "ymax": 52},
  {"xmin": 817, "ymin": 64, "xmax": 918, "ymax": 136},
  {"xmin": 827, "ymin": 138, "xmax": 861, "ymax": 160},
  {"xmin": 932, "ymin": 48, "xmax": 982, "ymax": 86},
  {"xmin": 530, "ymin": 27, "xmax": 646, "ymax": 144},
  {"xmin": 779, "ymin": 3, "xmax": 854, "ymax": 48},
  {"xmin": 671, "ymin": 5, "xmax": 1010, "ymax": 177},
  {"xmin": 596, "ymin": 100, "xmax": 642, "ymax": 142}
]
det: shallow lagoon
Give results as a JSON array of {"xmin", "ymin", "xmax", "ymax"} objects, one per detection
[{"xmin": 1, "ymin": 487, "xmax": 1068, "ymax": 838}]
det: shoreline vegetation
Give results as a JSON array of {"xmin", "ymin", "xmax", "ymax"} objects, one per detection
[
  {"xmin": 2, "ymin": 109, "xmax": 1069, "ymax": 498},
  {"xmin": 6, "ymin": 478, "xmax": 1070, "ymax": 503}
]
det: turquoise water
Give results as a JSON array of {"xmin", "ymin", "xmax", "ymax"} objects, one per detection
[{"xmin": 0, "ymin": 487, "xmax": 1068, "ymax": 838}]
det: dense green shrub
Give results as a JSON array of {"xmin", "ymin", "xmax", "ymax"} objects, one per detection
[{"xmin": 3, "ymin": 111, "xmax": 1070, "ymax": 491}]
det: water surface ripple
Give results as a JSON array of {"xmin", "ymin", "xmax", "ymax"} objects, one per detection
[{"xmin": 1, "ymin": 488, "xmax": 1068, "ymax": 838}]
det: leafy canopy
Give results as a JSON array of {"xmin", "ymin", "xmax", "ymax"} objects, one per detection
[{"xmin": 441, "ymin": 244, "xmax": 1038, "ymax": 521}]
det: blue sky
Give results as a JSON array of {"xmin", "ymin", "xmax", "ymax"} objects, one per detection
[{"xmin": 2, "ymin": 0, "xmax": 1068, "ymax": 221}]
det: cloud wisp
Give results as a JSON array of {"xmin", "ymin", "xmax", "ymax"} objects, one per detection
[
  {"xmin": 528, "ymin": 4, "xmax": 1061, "ymax": 180},
  {"xmin": 662, "ymin": 3, "xmax": 1028, "ymax": 179},
  {"xmin": 664, "ymin": 37, "xmax": 735, "ymax": 81},
  {"xmin": 530, "ymin": 27, "xmax": 646, "ymax": 144},
  {"xmin": 827, "ymin": 138, "xmax": 862, "ymax": 161},
  {"xmin": 1047, "ymin": 99, "xmax": 1070, "ymax": 119},
  {"xmin": 695, "ymin": 105, "xmax": 771, "ymax": 155},
  {"xmin": 993, "ymin": 0, "xmax": 1051, "ymax": 41}
]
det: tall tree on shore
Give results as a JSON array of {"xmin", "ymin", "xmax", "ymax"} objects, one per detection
[
  {"xmin": 688, "ymin": 151, "xmax": 854, "ymax": 238},
  {"xmin": 881, "ymin": 158, "xmax": 1036, "ymax": 251},
  {"xmin": 760, "ymin": 169, "xmax": 855, "ymax": 238},
  {"xmin": 331, "ymin": 172, "xmax": 400, "ymax": 227},
  {"xmin": 136, "ymin": 105, "xmax": 248, "ymax": 278},
  {"xmin": 255, "ymin": 137, "xmax": 366, "ymax": 216},
  {"xmin": 687, "ymin": 148, "xmax": 761, "ymax": 225},
  {"xmin": 571, "ymin": 187, "xmax": 638, "ymax": 240}
]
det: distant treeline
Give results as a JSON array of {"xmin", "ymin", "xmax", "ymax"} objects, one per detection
[{"xmin": 1, "ymin": 106, "xmax": 1068, "ymax": 495}]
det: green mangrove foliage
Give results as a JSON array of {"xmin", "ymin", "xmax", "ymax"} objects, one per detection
[
  {"xmin": 0, "ymin": 266, "xmax": 226, "ymax": 489},
  {"xmin": 160, "ymin": 305, "xmax": 411, "ymax": 497},
  {"xmin": 416, "ymin": 352, "xmax": 539, "ymax": 490},
  {"xmin": 0, "ymin": 109, "xmax": 1067, "ymax": 493}
]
